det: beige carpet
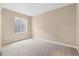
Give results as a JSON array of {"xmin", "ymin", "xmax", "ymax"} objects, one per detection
[{"xmin": 2, "ymin": 39, "xmax": 79, "ymax": 56}]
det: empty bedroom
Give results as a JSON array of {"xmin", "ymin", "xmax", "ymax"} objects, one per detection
[{"xmin": 0, "ymin": 3, "xmax": 79, "ymax": 56}]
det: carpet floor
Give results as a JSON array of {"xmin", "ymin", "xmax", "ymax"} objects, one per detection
[{"xmin": 2, "ymin": 39, "xmax": 79, "ymax": 56}]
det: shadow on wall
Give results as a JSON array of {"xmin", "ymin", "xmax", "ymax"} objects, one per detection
[{"xmin": 0, "ymin": 52, "xmax": 2, "ymax": 56}]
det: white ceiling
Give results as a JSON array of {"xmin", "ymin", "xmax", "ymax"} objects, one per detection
[{"xmin": 0, "ymin": 3, "xmax": 71, "ymax": 16}]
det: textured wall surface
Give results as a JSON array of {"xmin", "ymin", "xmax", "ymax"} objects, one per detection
[
  {"xmin": 77, "ymin": 4, "xmax": 79, "ymax": 52},
  {"xmin": 32, "ymin": 4, "xmax": 77, "ymax": 46},
  {"xmin": 0, "ymin": 8, "xmax": 2, "ymax": 52},
  {"xmin": 1, "ymin": 8, "xmax": 32, "ymax": 44}
]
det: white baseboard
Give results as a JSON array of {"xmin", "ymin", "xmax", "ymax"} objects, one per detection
[{"xmin": 33, "ymin": 37, "xmax": 78, "ymax": 49}]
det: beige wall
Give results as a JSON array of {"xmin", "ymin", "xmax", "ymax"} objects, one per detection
[
  {"xmin": 32, "ymin": 4, "xmax": 77, "ymax": 46},
  {"xmin": 1, "ymin": 8, "xmax": 32, "ymax": 44},
  {"xmin": 77, "ymin": 4, "xmax": 79, "ymax": 51},
  {"xmin": 0, "ymin": 8, "xmax": 1, "ymax": 52}
]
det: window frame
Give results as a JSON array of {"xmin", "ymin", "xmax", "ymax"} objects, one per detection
[{"xmin": 14, "ymin": 16, "xmax": 28, "ymax": 34}]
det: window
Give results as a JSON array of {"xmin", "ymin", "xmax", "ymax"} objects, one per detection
[{"xmin": 14, "ymin": 16, "xmax": 28, "ymax": 33}]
